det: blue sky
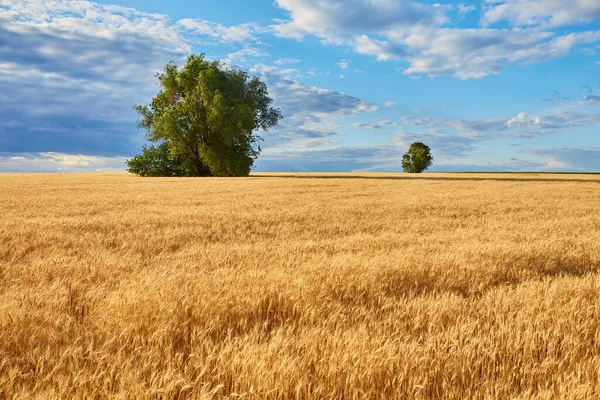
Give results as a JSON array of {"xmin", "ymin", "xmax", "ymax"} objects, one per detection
[{"xmin": 1, "ymin": 0, "xmax": 600, "ymax": 172}]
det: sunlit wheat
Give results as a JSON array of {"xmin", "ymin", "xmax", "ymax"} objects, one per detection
[{"xmin": 1, "ymin": 172, "xmax": 599, "ymax": 399}]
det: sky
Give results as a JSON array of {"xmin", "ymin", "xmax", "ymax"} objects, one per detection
[{"xmin": 1, "ymin": 0, "xmax": 600, "ymax": 173}]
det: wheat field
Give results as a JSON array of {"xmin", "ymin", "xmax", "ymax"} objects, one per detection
[{"xmin": 1, "ymin": 172, "xmax": 600, "ymax": 399}]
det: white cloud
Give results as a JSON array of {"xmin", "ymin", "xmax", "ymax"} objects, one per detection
[
  {"xmin": 279, "ymin": 68, "xmax": 300, "ymax": 79},
  {"xmin": 224, "ymin": 47, "xmax": 269, "ymax": 65},
  {"xmin": 458, "ymin": 4, "xmax": 477, "ymax": 16},
  {"xmin": 270, "ymin": 18, "xmax": 306, "ymax": 40},
  {"xmin": 271, "ymin": 0, "xmax": 600, "ymax": 79},
  {"xmin": 272, "ymin": 0, "xmax": 445, "ymax": 41},
  {"xmin": 505, "ymin": 112, "xmax": 547, "ymax": 129},
  {"xmin": 353, "ymin": 35, "xmax": 404, "ymax": 61},
  {"xmin": 401, "ymin": 28, "xmax": 600, "ymax": 79},
  {"xmin": 1, "ymin": 0, "xmax": 187, "ymax": 50},
  {"xmin": 337, "ymin": 59, "xmax": 349, "ymax": 69},
  {"xmin": 482, "ymin": 0, "xmax": 600, "ymax": 28},
  {"xmin": 384, "ymin": 101, "xmax": 396, "ymax": 108},
  {"xmin": 178, "ymin": 19, "xmax": 262, "ymax": 44}
]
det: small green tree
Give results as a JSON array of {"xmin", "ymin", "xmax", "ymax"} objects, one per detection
[
  {"xmin": 402, "ymin": 142, "xmax": 433, "ymax": 173},
  {"xmin": 133, "ymin": 54, "xmax": 282, "ymax": 177},
  {"xmin": 126, "ymin": 143, "xmax": 188, "ymax": 177}
]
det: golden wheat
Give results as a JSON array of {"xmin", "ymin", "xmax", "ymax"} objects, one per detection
[{"xmin": 1, "ymin": 172, "xmax": 600, "ymax": 399}]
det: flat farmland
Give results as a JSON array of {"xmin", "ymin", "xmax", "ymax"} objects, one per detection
[{"xmin": 1, "ymin": 173, "xmax": 600, "ymax": 399}]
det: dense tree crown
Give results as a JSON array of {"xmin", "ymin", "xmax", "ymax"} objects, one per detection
[
  {"xmin": 402, "ymin": 142, "xmax": 433, "ymax": 173},
  {"xmin": 128, "ymin": 54, "xmax": 282, "ymax": 177}
]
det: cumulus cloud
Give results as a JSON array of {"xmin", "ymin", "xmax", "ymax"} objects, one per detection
[
  {"xmin": 224, "ymin": 47, "xmax": 269, "ymax": 65},
  {"xmin": 177, "ymin": 19, "xmax": 262, "ymax": 44},
  {"xmin": 505, "ymin": 112, "xmax": 549, "ymax": 129},
  {"xmin": 481, "ymin": 0, "xmax": 600, "ymax": 28},
  {"xmin": 402, "ymin": 28, "xmax": 560, "ymax": 79},
  {"xmin": 353, "ymin": 35, "xmax": 405, "ymax": 61},
  {"xmin": 272, "ymin": 0, "xmax": 444, "ymax": 42},
  {"xmin": 270, "ymin": 18, "xmax": 306, "ymax": 40},
  {"xmin": 1, "ymin": 0, "xmax": 186, "ymax": 49},
  {"xmin": 271, "ymin": 0, "xmax": 600, "ymax": 79},
  {"xmin": 501, "ymin": 109, "xmax": 600, "ymax": 137}
]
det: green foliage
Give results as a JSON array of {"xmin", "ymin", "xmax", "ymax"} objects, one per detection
[
  {"xmin": 125, "ymin": 143, "xmax": 189, "ymax": 177},
  {"xmin": 402, "ymin": 142, "xmax": 433, "ymax": 173},
  {"xmin": 132, "ymin": 54, "xmax": 282, "ymax": 177}
]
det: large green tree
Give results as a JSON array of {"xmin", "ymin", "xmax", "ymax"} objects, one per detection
[
  {"xmin": 132, "ymin": 54, "xmax": 282, "ymax": 177},
  {"xmin": 402, "ymin": 142, "xmax": 433, "ymax": 173}
]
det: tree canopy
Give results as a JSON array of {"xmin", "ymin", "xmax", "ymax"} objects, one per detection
[
  {"xmin": 129, "ymin": 54, "xmax": 282, "ymax": 177},
  {"xmin": 402, "ymin": 142, "xmax": 433, "ymax": 173}
]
